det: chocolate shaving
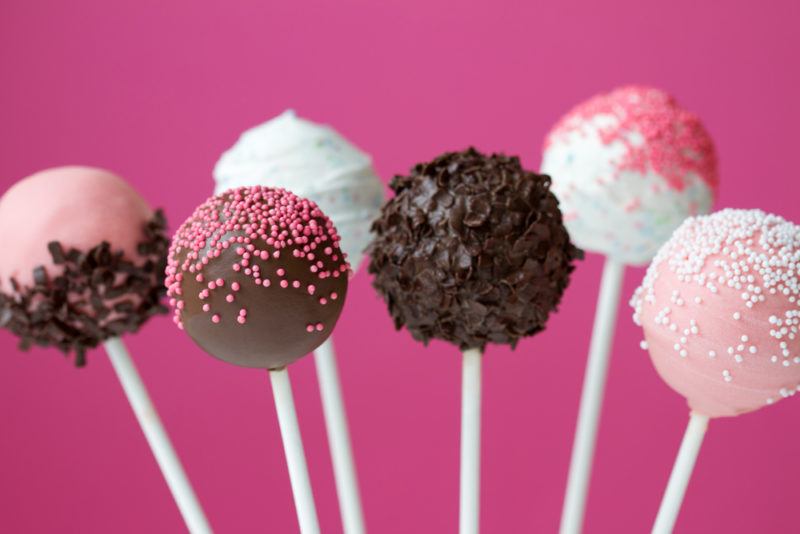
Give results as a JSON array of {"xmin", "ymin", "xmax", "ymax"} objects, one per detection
[
  {"xmin": 0, "ymin": 210, "xmax": 170, "ymax": 367},
  {"xmin": 368, "ymin": 148, "xmax": 583, "ymax": 350}
]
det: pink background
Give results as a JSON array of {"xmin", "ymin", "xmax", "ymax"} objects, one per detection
[{"xmin": 1, "ymin": 1, "xmax": 799, "ymax": 532}]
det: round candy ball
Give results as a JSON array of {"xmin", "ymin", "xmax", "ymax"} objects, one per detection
[
  {"xmin": 166, "ymin": 186, "xmax": 350, "ymax": 369},
  {"xmin": 213, "ymin": 110, "xmax": 385, "ymax": 272},
  {"xmin": 368, "ymin": 148, "xmax": 582, "ymax": 350},
  {"xmin": 542, "ymin": 86, "xmax": 719, "ymax": 265},
  {"xmin": 631, "ymin": 209, "xmax": 800, "ymax": 417},
  {"xmin": 0, "ymin": 166, "xmax": 169, "ymax": 365}
]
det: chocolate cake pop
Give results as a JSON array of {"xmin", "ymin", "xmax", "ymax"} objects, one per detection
[
  {"xmin": 631, "ymin": 208, "xmax": 800, "ymax": 417},
  {"xmin": 166, "ymin": 185, "xmax": 349, "ymax": 369},
  {"xmin": 542, "ymin": 86, "xmax": 718, "ymax": 265},
  {"xmin": 0, "ymin": 166, "xmax": 169, "ymax": 366},
  {"xmin": 368, "ymin": 147, "xmax": 582, "ymax": 349},
  {"xmin": 213, "ymin": 110, "xmax": 385, "ymax": 272}
]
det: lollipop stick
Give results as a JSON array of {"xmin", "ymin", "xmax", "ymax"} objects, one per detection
[
  {"xmin": 103, "ymin": 337, "xmax": 212, "ymax": 534},
  {"xmin": 560, "ymin": 257, "xmax": 625, "ymax": 534},
  {"xmin": 460, "ymin": 348, "xmax": 483, "ymax": 534},
  {"xmin": 652, "ymin": 412, "xmax": 708, "ymax": 534},
  {"xmin": 314, "ymin": 339, "xmax": 365, "ymax": 534},
  {"xmin": 269, "ymin": 367, "xmax": 321, "ymax": 534}
]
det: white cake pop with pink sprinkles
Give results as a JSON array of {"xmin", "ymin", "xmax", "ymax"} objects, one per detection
[
  {"xmin": 542, "ymin": 86, "xmax": 719, "ymax": 265},
  {"xmin": 631, "ymin": 209, "xmax": 800, "ymax": 417}
]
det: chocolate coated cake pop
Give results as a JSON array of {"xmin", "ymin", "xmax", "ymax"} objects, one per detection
[
  {"xmin": 368, "ymin": 148, "xmax": 582, "ymax": 350},
  {"xmin": 166, "ymin": 186, "xmax": 349, "ymax": 369}
]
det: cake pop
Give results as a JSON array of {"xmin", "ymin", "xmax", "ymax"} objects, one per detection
[
  {"xmin": 630, "ymin": 208, "xmax": 800, "ymax": 532},
  {"xmin": 0, "ymin": 166, "xmax": 210, "ymax": 534},
  {"xmin": 214, "ymin": 110, "xmax": 384, "ymax": 271},
  {"xmin": 0, "ymin": 166, "xmax": 168, "ymax": 365},
  {"xmin": 542, "ymin": 85, "xmax": 718, "ymax": 265},
  {"xmin": 213, "ymin": 110, "xmax": 380, "ymax": 533},
  {"xmin": 369, "ymin": 147, "xmax": 581, "ymax": 534},
  {"xmin": 167, "ymin": 185, "xmax": 351, "ymax": 534},
  {"xmin": 166, "ymin": 185, "xmax": 349, "ymax": 369},
  {"xmin": 541, "ymin": 86, "xmax": 719, "ymax": 534}
]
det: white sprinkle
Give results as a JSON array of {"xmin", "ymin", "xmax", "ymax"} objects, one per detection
[
  {"xmin": 708, "ymin": 350, "xmax": 716, "ymax": 358},
  {"xmin": 640, "ymin": 340, "xmax": 649, "ymax": 350},
  {"xmin": 679, "ymin": 349, "xmax": 688, "ymax": 358},
  {"xmin": 734, "ymin": 354, "xmax": 744, "ymax": 363},
  {"xmin": 733, "ymin": 312, "xmax": 742, "ymax": 320},
  {"xmin": 741, "ymin": 334, "xmax": 749, "ymax": 342}
]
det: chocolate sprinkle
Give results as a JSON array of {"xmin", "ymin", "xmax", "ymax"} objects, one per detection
[
  {"xmin": 0, "ymin": 210, "xmax": 170, "ymax": 366},
  {"xmin": 368, "ymin": 148, "xmax": 582, "ymax": 350}
]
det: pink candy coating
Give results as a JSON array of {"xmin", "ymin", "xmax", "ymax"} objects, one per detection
[
  {"xmin": 0, "ymin": 166, "xmax": 153, "ymax": 289},
  {"xmin": 631, "ymin": 209, "xmax": 800, "ymax": 417}
]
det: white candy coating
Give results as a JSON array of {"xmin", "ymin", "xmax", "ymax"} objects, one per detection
[{"xmin": 541, "ymin": 86, "xmax": 718, "ymax": 265}]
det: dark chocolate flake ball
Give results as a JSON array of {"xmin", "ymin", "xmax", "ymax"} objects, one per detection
[
  {"xmin": 368, "ymin": 147, "xmax": 582, "ymax": 350},
  {"xmin": 166, "ymin": 186, "xmax": 349, "ymax": 369}
]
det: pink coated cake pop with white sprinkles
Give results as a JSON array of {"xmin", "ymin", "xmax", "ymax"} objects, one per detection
[
  {"xmin": 542, "ymin": 86, "xmax": 719, "ymax": 265},
  {"xmin": 166, "ymin": 185, "xmax": 350, "ymax": 369},
  {"xmin": 631, "ymin": 209, "xmax": 800, "ymax": 417}
]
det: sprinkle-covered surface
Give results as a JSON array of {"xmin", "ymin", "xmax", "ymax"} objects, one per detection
[
  {"xmin": 368, "ymin": 147, "xmax": 582, "ymax": 351},
  {"xmin": 542, "ymin": 86, "xmax": 718, "ymax": 265},
  {"xmin": 166, "ymin": 186, "xmax": 349, "ymax": 369},
  {"xmin": 631, "ymin": 209, "xmax": 800, "ymax": 417},
  {"xmin": 0, "ymin": 212, "xmax": 169, "ymax": 367}
]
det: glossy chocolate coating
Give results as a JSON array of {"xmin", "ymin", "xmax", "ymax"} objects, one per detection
[{"xmin": 167, "ymin": 187, "xmax": 349, "ymax": 369}]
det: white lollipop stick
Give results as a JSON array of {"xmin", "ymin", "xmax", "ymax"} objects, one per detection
[
  {"xmin": 652, "ymin": 413, "xmax": 708, "ymax": 534},
  {"xmin": 269, "ymin": 367, "xmax": 321, "ymax": 534},
  {"xmin": 560, "ymin": 257, "xmax": 625, "ymax": 534},
  {"xmin": 460, "ymin": 348, "xmax": 483, "ymax": 534},
  {"xmin": 314, "ymin": 339, "xmax": 365, "ymax": 534},
  {"xmin": 103, "ymin": 337, "xmax": 212, "ymax": 534}
]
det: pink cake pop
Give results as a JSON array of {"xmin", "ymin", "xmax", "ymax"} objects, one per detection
[
  {"xmin": 631, "ymin": 208, "xmax": 800, "ymax": 416},
  {"xmin": 631, "ymin": 208, "xmax": 800, "ymax": 532},
  {"xmin": 0, "ymin": 166, "xmax": 168, "ymax": 365}
]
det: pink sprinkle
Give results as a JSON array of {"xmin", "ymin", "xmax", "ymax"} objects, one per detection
[
  {"xmin": 208, "ymin": 281, "xmax": 216, "ymax": 289},
  {"xmin": 292, "ymin": 280, "xmax": 300, "ymax": 289},
  {"xmin": 306, "ymin": 324, "xmax": 315, "ymax": 333},
  {"xmin": 226, "ymin": 294, "xmax": 235, "ymax": 303},
  {"xmin": 307, "ymin": 285, "xmax": 316, "ymax": 295},
  {"xmin": 316, "ymin": 323, "xmax": 324, "ymax": 331},
  {"xmin": 236, "ymin": 247, "xmax": 245, "ymax": 255},
  {"xmin": 212, "ymin": 314, "xmax": 221, "ymax": 324},
  {"xmin": 176, "ymin": 301, "xmax": 185, "ymax": 310},
  {"xmin": 231, "ymin": 282, "xmax": 240, "ymax": 291},
  {"xmin": 280, "ymin": 280, "xmax": 289, "ymax": 288},
  {"xmin": 277, "ymin": 268, "xmax": 285, "ymax": 277},
  {"xmin": 233, "ymin": 264, "xmax": 241, "ymax": 272},
  {"xmin": 216, "ymin": 278, "xmax": 224, "ymax": 287},
  {"xmin": 262, "ymin": 278, "xmax": 271, "ymax": 287},
  {"xmin": 202, "ymin": 303, "xmax": 210, "ymax": 312},
  {"xmin": 320, "ymin": 297, "xmax": 327, "ymax": 305},
  {"xmin": 237, "ymin": 316, "xmax": 246, "ymax": 324},
  {"xmin": 195, "ymin": 274, "xmax": 204, "ymax": 282},
  {"xmin": 239, "ymin": 308, "xmax": 247, "ymax": 316},
  {"xmin": 331, "ymin": 292, "xmax": 338, "ymax": 300},
  {"xmin": 324, "ymin": 247, "xmax": 333, "ymax": 255}
]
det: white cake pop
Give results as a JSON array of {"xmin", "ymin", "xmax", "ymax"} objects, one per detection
[
  {"xmin": 213, "ymin": 110, "xmax": 385, "ymax": 272},
  {"xmin": 541, "ymin": 86, "xmax": 719, "ymax": 265}
]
